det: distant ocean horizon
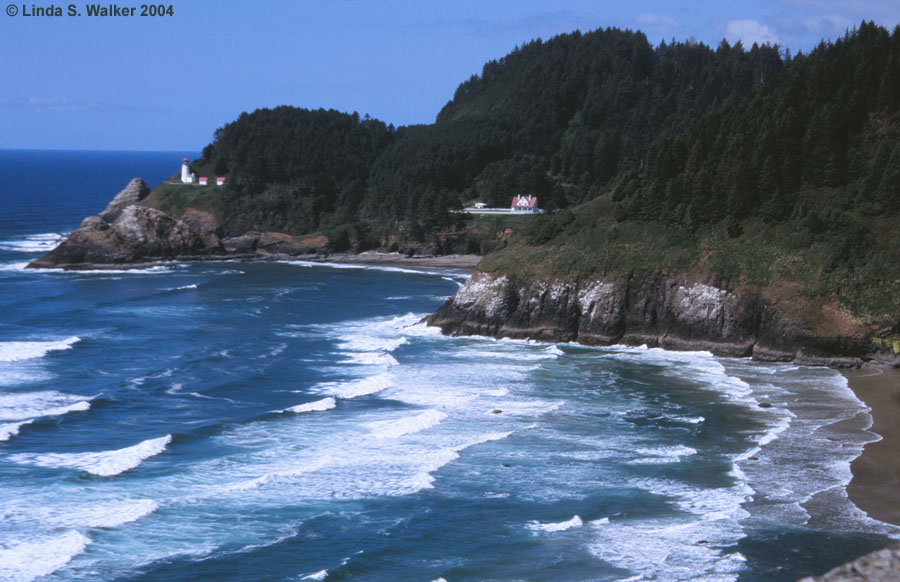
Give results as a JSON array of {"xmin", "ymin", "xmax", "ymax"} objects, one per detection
[{"xmin": 0, "ymin": 149, "xmax": 897, "ymax": 582}]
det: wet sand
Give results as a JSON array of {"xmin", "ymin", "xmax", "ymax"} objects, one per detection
[{"xmin": 845, "ymin": 366, "xmax": 900, "ymax": 526}]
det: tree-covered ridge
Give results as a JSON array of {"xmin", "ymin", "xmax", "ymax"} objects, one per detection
[
  {"xmin": 183, "ymin": 25, "xmax": 796, "ymax": 242},
  {"xmin": 612, "ymin": 21, "xmax": 900, "ymax": 229},
  {"xmin": 435, "ymin": 27, "xmax": 784, "ymax": 208},
  {"xmin": 178, "ymin": 19, "xmax": 899, "ymax": 300},
  {"xmin": 192, "ymin": 107, "xmax": 394, "ymax": 237},
  {"xmin": 479, "ymin": 22, "xmax": 900, "ymax": 325}
]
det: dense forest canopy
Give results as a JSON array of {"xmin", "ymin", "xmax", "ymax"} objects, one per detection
[{"xmin": 185, "ymin": 21, "xmax": 900, "ymax": 296}]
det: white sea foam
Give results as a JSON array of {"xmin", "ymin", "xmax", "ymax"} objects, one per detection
[
  {"xmin": 0, "ymin": 261, "xmax": 32, "ymax": 272},
  {"xmin": 161, "ymin": 283, "xmax": 198, "ymax": 292},
  {"xmin": 0, "ymin": 530, "xmax": 90, "ymax": 582},
  {"xmin": 366, "ymin": 409, "xmax": 447, "ymax": 439},
  {"xmin": 630, "ymin": 445, "xmax": 698, "ymax": 465},
  {"xmin": 0, "ymin": 420, "xmax": 32, "ymax": 441},
  {"xmin": 528, "ymin": 515, "xmax": 583, "ymax": 532},
  {"xmin": 316, "ymin": 373, "xmax": 394, "ymax": 400},
  {"xmin": 285, "ymin": 397, "xmax": 336, "ymax": 414},
  {"xmin": 343, "ymin": 350, "xmax": 399, "ymax": 367},
  {"xmin": 284, "ymin": 259, "xmax": 470, "ymax": 280},
  {"xmin": 587, "ymin": 515, "xmax": 747, "ymax": 582},
  {"xmin": 14, "ymin": 498, "xmax": 160, "ymax": 530},
  {"xmin": 0, "ymin": 336, "xmax": 80, "ymax": 362},
  {"xmin": 0, "ymin": 390, "xmax": 92, "ymax": 423},
  {"xmin": 10, "ymin": 434, "xmax": 172, "ymax": 477},
  {"xmin": 300, "ymin": 569, "xmax": 329, "ymax": 581},
  {"xmin": 0, "ymin": 232, "xmax": 66, "ymax": 253},
  {"xmin": 225, "ymin": 457, "xmax": 333, "ymax": 492}
]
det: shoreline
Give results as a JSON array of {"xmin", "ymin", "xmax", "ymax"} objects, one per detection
[
  {"xmin": 304, "ymin": 250, "xmax": 482, "ymax": 272},
  {"xmin": 27, "ymin": 251, "xmax": 483, "ymax": 274},
  {"xmin": 845, "ymin": 365, "xmax": 900, "ymax": 526}
]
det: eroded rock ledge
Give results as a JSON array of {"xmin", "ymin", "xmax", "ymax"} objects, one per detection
[
  {"xmin": 26, "ymin": 178, "xmax": 331, "ymax": 270},
  {"xmin": 426, "ymin": 270, "xmax": 895, "ymax": 366},
  {"xmin": 796, "ymin": 542, "xmax": 900, "ymax": 581}
]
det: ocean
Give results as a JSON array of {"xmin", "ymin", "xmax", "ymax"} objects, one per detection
[{"xmin": 0, "ymin": 149, "xmax": 896, "ymax": 582}]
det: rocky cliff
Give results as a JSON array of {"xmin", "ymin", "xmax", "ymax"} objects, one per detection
[
  {"xmin": 26, "ymin": 179, "xmax": 333, "ymax": 269},
  {"xmin": 796, "ymin": 542, "xmax": 900, "ymax": 581},
  {"xmin": 27, "ymin": 179, "xmax": 212, "ymax": 268},
  {"xmin": 427, "ymin": 270, "xmax": 896, "ymax": 366}
]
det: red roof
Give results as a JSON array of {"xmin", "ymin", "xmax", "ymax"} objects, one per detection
[{"xmin": 511, "ymin": 195, "xmax": 537, "ymax": 209}]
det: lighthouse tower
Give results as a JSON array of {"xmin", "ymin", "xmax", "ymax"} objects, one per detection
[{"xmin": 180, "ymin": 157, "xmax": 195, "ymax": 184}]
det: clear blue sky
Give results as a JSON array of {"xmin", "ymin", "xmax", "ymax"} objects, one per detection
[{"xmin": 1, "ymin": 0, "xmax": 897, "ymax": 151}]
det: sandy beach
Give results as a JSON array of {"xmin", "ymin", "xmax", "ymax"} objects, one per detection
[{"xmin": 846, "ymin": 366, "xmax": 900, "ymax": 526}]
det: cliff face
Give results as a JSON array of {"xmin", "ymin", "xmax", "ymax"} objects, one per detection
[
  {"xmin": 427, "ymin": 270, "xmax": 891, "ymax": 366},
  {"xmin": 27, "ymin": 179, "xmax": 213, "ymax": 268},
  {"xmin": 26, "ymin": 179, "xmax": 333, "ymax": 269}
]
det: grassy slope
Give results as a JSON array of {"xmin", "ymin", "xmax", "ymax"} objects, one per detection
[
  {"xmin": 142, "ymin": 182, "xmax": 227, "ymax": 220},
  {"xmin": 478, "ymin": 193, "xmax": 900, "ymax": 332}
]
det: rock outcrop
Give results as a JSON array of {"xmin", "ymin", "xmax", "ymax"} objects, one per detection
[
  {"xmin": 27, "ymin": 179, "xmax": 335, "ymax": 269},
  {"xmin": 796, "ymin": 543, "xmax": 900, "ymax": 581},
  {"xmin": 98, "ymin": 177, "xmax": 150, "ymax": 222},
  {"xmin": 27, "ymin": 178, "xmax": 216, "ymax": 268},
  {"xmin": 426, "ymin": 270, "xmax": 885, "ymax": 366}
]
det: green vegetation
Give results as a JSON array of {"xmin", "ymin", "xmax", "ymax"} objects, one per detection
[
  {"xmin": 151, "ymin": 22, "xmax": 900, "ymax": 327},
  {"xmin": 143, "ymin": 183, "xmax": 227, "ymax": 218},
  {"xmin": 159, "ymin": 26, "xmax": 793, "ymax": 243}
]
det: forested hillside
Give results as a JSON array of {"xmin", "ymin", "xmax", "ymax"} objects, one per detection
[
  {"xmin": 482, "ymin": 22, "xmax": 900, "ymax": 325},
  {"xmin": 161, "ymin": 21, "xmax": 900, "ymax": 327},
  {"xmin": 177, "ymin": 25, "xmax": 795, "ymax": 242}
]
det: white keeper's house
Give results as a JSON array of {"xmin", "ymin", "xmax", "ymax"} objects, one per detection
[{"xmin": 510, "ymin": 194, "xmax": 539, "ymax": 213}]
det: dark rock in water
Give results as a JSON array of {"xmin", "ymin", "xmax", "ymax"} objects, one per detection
[
  {"xmin": 796, "ymin": 543, "xmax": 900, "ymax": 581},
  {"xmin": 759, "ymin": 402, "xmax": 773, "ymax": 408},
  {"xmin": 27, "ymin": 179, "xmax": 212, "ymax": 269},
  {"xmin": 426, "ymin": 270, "xmax": 884, "ymax": 367},
  {"xmin": 27, "ymin": 178, "xmax": 335, "ymax": 270}
]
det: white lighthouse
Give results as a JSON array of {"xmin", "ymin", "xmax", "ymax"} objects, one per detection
[{"xmin": 180, "ymin": 157, "xmax": 195, "ymax": 184}]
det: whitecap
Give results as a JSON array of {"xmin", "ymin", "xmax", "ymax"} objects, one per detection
[
  {"xmin": 0, "ymin": 261, "xmax": 32, "ymax": 272},
  {"xmin": 0, "ymin": 530, "xmax": 90, "ymax": 582},
  {"xmin": 0, "ymin": 420, "xmax": 33, "ymax": 442},
  {"xmin": 0, "ymin": 336, "xmax": 80, "ymax": 362},
  {"xmin": 161, "ymin": 283, "xmax": 198, "ymax": 292},
  {"xmin": 300, "ymin": 569, "xmax": 328, "ymax": 581},
  {"xmin": 528, "ymin": 515, "xmax": 583, "ymax": 533},
  {"xmin": 630, "ymin": 445, "xmax": 698, "ymax": 465},
  {"xmin": 366, "ymin": 410, "xmax": 447, "ymax": 439},
  {"xmin": 284, "ymin": 397, "xmax": 336, "ymax": 414},
  {"xmin": 316, "ymin": 373, "xmax": 394, "ymax": 400},
  {"xmin": 0, "ymin": 232, "xmax": 66, "ymax": 253},
  {"xmin": 10, "ymin": 434, "xmax": 172, "ymax": 477},
  {"xmin": 0, "ymin": 390, "xmax": 92, "ymax": 423}
]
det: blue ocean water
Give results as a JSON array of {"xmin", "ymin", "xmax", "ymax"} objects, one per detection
[{"xmin": 0, "ymin": 149, "xmax": 897, "ymax": 582}]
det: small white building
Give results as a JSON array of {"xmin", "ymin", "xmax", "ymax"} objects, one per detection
[
  {"xmin": 216, "ymin": 177, "xmax": 226, "ymax": 186},
  {"xmin": 180, "ymin": 158, "xmax": 196, "ymax": 184},
  {"xmin": 198, "ymin": 177, "xmax": 208, "ymax": 186},
  {"xmin": 510, "ymin": 195, "xmax": 538, "ymax": 213},
  {"xmin": 474, "ymin": 202, "xmax": 486, "ymax": 209}
]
